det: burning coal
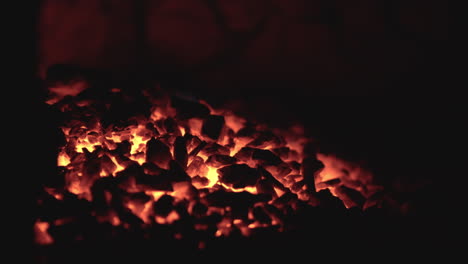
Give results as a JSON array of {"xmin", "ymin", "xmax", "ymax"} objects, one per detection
[{"xmin": 34, "ymin": 83, "xmax": 384, "ymax": 247}]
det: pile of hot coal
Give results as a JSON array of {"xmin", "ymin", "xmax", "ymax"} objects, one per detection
[{"xmin": 34, "ymin": 83, "xmax": 384, "ymax": 248}]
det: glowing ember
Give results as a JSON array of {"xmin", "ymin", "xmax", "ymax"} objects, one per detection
[
  {"xmin": 35, "ymin": 85, "xmax": 383, "ymax": 247},
  {"xmin": 57, "ymin": 151, "xmax": 70, "ymax": 166},
  {"xmin": 34, "ymin": 221, "xmax": 54, "ymax": 245},
  {"xmin": 205, "ymin": 166, "xmax": 219, "ymax": 187}
]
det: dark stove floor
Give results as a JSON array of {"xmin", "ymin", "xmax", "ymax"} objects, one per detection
[{"xmin": 29, "ymin": 204, "xmax": 460, "ymax": 264}]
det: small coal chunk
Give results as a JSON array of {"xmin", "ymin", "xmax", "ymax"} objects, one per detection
[
  {"xmin": 168, "ymin": 160, "xmax": 191, "ymax": 182},
  {"xmin": 86, "ymin": 131, "xmax": 99, "ymax": 144},
  {"xmin": 172, "ymin": 181, "xmax": 199, "ymax": 200},
  {"xmin": 114, "ymin": 140, "xmax": 132, "ymax": 155},
  {"xmin": 142, "ymin": 162, "xmax": 166, "ymax": 176},
  {"xmin": 202, "ymin": 115, "xmax": 225, "ymax": 141},
  {"xmin": 81, "ymin": 158, "xmax": 102, "ymax": 187},
  {"xmin": 115, "ymin": 163, "xmax": 144, "ymax": 179},
  {"xmin": 186, "ymin": 156, "xmax": 207, "ymax": 177},
  {"xmin": 235, "ymin": 124, "xmax": 258, "ymax": 138},
  {"xmin": 291, "ymin": 180, "xmax": 306, "ymax": 193},
  {"xmin": 218, "ymin": 164, "xmax": 260, "ymax": 188},
  {"xmin": 199, "ymin": 142, "xmax": 230, "ymax": 157},
  {"xmin": 288, "ymin": 161, "xmax": 302, "ymax": 173},
  {"xmin": 173, "ymin": 203, "xmax": 191, "ymax": 222},
  {"xmin": 145, "ymin": 122, "xmax": 160, "ymax": 136},
  {"xmin": 136, "ymin": 125, "xmax": 155, "ymax": 141},
  {"xmin": 363, "ymin": 191, "xmax": 385, "ymax": 210},
  {"xmin": 82, "ymin": 146, "xmax": 100, "ymax": 160},
  {"xmin": 258, "ymin": 167, "xmax": 287, "ymax": 192},
  {"xmin": 283, "ymin": 174, "xmax": 302, "ymax": 188},
  {"xmin": 102, "ymin": 98, "xmax": 152, "ymax": 129},
  {"xmin": 205, "ymin": 154, "xmax": 238, "ymax": 168},
  {"xmin": 128, "ymin": 192, "xmax": 152, "ymax": 204},
  {"xmin": 117, "ymin": 208, "xmax": 145, "ymax": 226},
  {"xmin": 146, "ymin": 137, "xmax": 173, "ymax": 169},
  {"xmin": 263, "ymin": 204, "xmax": 285, "ymax": 224},
  {"xmin": 100, "ymin": 154, "xmax": 117, "ymax": 175},
  {"xmin": 135, "ymin": 172, "xmax": 173, "ymax": 191},
  {"xmin": 157, "ymin": 134, "xmax": 177, "ymax": 148},
  {"xmin": 171, "ymin": 95, "xmax": 210, "ymax": 119},
  {"xmin": 114, "ymin": 164, "xmax": 142, "ymax": 190},
  {"xmin": 247, "ymin": 131, "xmax": 284, "ymax": 148},
  {"xmin": 114, "ymin": 155, "xmax": 139, "ymax": 168},
  {"xmin": 322, "ymin": 178, "xmax": 341, "ymax": 187},
  {"xmin": 297, "ymin": 189, "xmax": 316, "ymax": 203},
  {"xmin": 188, "ymin": 140, "xmax": 207, "ymax": 157},
  {"xmin": 225, "ymin": 127, "xmax": 235, "ymax": 138},
  {"xmin": 153, "ymin": 118, "xmax": 165, "ymax": 133},
  {"xmin": 233, "ymin": 147, "xmax": 255, "ymax": 162},
  {"xmin": 252, "ymin": 205, "xmax": 272, "ymax": 224},
  {"xmin": 91, "ymin": 177, "xmax": 117, "ymax": 209},
  {"xmin": 252, "ymin": 149, "xmax": 283, "ymax": 166},
  {"xmin": 190, "ymin": 202, "xmax": 208, "ymax": 218},
  {"xmin": 255, "ymin": 178, "xmax": 276, "ymax": 198},
  {"xmin": 163, "ymin": 117, "xmax": 180, "ymax": 135},
  {"xmin": 174, "ymin": 136, "xmax": 188, "ymax": 169},
  {"xmin": 185, "ymin": 134, "xmax": 203, "ymax": 153},
  {"xmin": 69, "ymin": 125, "xmax": 88, "ymax": 138},
  {"xmin": 301, "ymin": 156, "xmax": 324, "ymax": 191},
  {"xmin": 264, "ymin": 162, "xmax": 292, "ymax": 182},
  {"xmin": 272, "ymin": 192, "xmax": 298, "ymax": 208},
  {"xmin": 272, "ymin": 147, "xmax": 290, "ymax": 160},
  {"xmin": 335, "ymin": 185, "xmax": 366, "ymax": 209},
  {"xmin": 191, "ymin": 175, "xmax": 210, "ymax": 187},
  {"xmin": 153, "ymin": 194, "xmax": 175, "ymax": 216},
  {"xmin": 204, "ymin": 190, "xmax": 263, "ymax": 208},
  {"xmin": 315, "ymin": 189, "xmax": 347, "ymax": 210}
]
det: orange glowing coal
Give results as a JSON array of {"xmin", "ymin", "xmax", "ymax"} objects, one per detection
[{"xmin": 35, "ymin": 85, "xmax": 383, "ymax": 246}]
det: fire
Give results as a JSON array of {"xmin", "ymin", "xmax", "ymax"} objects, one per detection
[
  {"xmin": 205, "ymin": 166, "xmax": 219, "ymax": 187},
  {"xmin": 57, "ymin": 151, "xmax": 70, "ymax": 166},
  {"xmin": 36, "ymin": 85, "xmax": 384, "ymax": 247}
]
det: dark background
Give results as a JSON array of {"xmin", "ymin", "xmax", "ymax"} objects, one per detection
[
  {"xmin": 34, "ymin": 0, "xmax": 453, "ymax": 95},
  {"xmin": 22, "ymin": 0, "xmax": 462, "ymax": 262}
]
